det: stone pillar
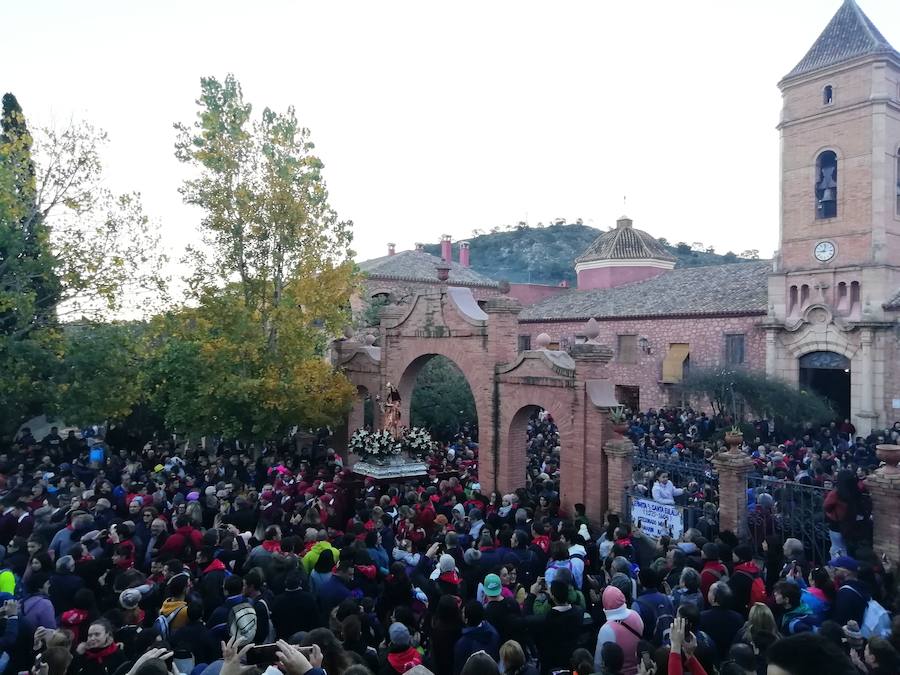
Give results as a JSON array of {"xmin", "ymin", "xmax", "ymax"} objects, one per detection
[
  {"xmin": 713, "ymin": 452, "xmax": 755, "ymax": 539},
  {"xmin": 484, "ymin": 297, "xmax": 522, "ymax": 367},
  {"xmin": 603, "ymin": 438, "xmax": 634, "ymax": 517},
  {"xmin": 866, "ymin": 469, "xmax": 900, "ymax": 562},
  {"xmin": 765, "ymin": 328, "xmax": 777, "ymax": 376},
  {"xmin": 858, "ymin": 328, "xmax": 876, "ymax": 436}
]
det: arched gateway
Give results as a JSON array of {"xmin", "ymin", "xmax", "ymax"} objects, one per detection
[{"xmin": 333, "ymin": 285, "xmax": 626, "ymax": 523}]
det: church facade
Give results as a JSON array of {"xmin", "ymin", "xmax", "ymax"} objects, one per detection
[{"xmin": 352, "ymin": 0, "xmax": 900, "ymax": 437}]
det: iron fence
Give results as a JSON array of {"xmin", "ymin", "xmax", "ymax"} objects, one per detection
[
  {"xmin": 632, "ymin": 448, "xmax": 718, "ymax": 492},
  {"xmin": 746, "ymin": 475, "xmax": 831, "ymax": 565},
  {"xmin": 628, "ymin": 449, "xmax": 719, "ymax": 536}
]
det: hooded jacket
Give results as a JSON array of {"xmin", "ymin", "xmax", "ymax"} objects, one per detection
[
  {"xmin": 453, "ymin": 621, "xmax": 500, "ymax": 675},
  {"xmin": 381, "ymin": 646, "xmax": 423, "ymax": 675}
]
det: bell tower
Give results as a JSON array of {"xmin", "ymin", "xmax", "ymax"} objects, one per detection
[{"xmin": 766, "ymin": 0, "xmax": 900, "ymax": 435}]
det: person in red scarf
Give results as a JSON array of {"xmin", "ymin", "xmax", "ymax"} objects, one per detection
[
  {"xmin": 71, "ymin": 619, "xmax": 126, "ymax": 675},
  {"xmin": 381, "ymin": 622, "xmax": 423, "ymax": 675}
]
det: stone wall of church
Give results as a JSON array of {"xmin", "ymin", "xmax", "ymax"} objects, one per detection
[{"xmin": 517, "ymin": 314, "xmax": 766, "ymax": 411}]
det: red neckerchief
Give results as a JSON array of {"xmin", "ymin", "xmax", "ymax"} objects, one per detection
[
  {"xmin": 261, "ymin": 540, "xmax": 281, "ymax": 553},
  {"xmin": 203, "ymin": 559, "xmax": 227, "ymax": 574},
  {"xmin": 438, "ymin": 570, "xmax": 461, "ymax": 585},
  {"xmin": 83, "ymin": 642, "xmax": 119, "ymax": 663}
]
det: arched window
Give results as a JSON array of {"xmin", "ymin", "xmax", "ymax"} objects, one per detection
[
  {"xmin": 789, "ymin": 285, "xmax": 799, "ymax": 315},
  {"xmin": 823, "ymin": 85, "xmax": 833, "ymax": 105},
  {"xmin": 816, "ymin": 151, "xmax": 838, "ymax": 219}
]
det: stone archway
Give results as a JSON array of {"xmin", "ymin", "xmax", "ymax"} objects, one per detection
[
  {"xmin": 396, "ymin": 353, "xmax": 478, "ymax": 441},
  {"xmin": 333, "ymin": 286, "xmax": 616, "ymax": 524}
]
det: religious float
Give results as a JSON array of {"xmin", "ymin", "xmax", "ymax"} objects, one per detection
[{"xmin": 349, "ymin": 383, "xmax": 431, "ymax": 480}]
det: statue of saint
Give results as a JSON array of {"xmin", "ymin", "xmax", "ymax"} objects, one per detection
[{"xmin": 379, "ymin": 383, "xmax": 403, "ymax": 439}]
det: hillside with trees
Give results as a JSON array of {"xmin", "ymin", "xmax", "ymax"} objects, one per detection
[{"xmin": 423, "ymin": 222, "xmax": 762, "ymax": 286}]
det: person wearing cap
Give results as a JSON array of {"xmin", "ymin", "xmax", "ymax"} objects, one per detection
[
  {"xmin": 380, "ymin": 621, "xmax": 423, "ymax": 675},
  {"xmin": 49, "ymin": 555, "xmax": 83, "ymax": 614},
  {"xmin": 482, "ymin": 572, "xmax": 521, "ymax": 644},
  {"xmin": 592, "ymin": 585, "xmax": 644, "ymax": 675},
  {"xmin": 829, "ymin": 555, "xmax": 870, "ymax": 626}
]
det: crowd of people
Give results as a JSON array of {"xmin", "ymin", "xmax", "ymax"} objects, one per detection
[
  {"xmin": 0, "ymin": 412, "xmax": 897, "ymax": 675},
  {"xmin": 623, "ymin": 408, "xmax": 900, "ymax": 559}
]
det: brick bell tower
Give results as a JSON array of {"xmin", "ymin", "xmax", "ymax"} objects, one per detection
[{"xmin": 765, "ymin": 0, "xmax": 900, "ymax": 435}]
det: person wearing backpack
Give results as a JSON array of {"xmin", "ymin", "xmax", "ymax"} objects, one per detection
[
  {"xmin": 158, "ymin": 514, "xmax": 202, "ymax": 564},
  {"xmin": 699, "ymin": 543, "xmax": 728, "ymax": 601},
  {"xmin": 830, "ymin": 556, "xmax": 870, "ymax": 626},
  {"xmin": 208, "ymin": 574, "xmax": 257, "ymax": 647},
  {"xmin": 728, "ymin": 545, "xmax": 766, "ymax": 616},
  {"xmin": 243, "ymin": 567, "xmax": 275, "ymax": 644},
  {"xmin": 593, "ymin": 585, "xmax": 644, "ymax": 675},
  {"xmin": 157, "ymin": 572, "xmax": 190, "ymax": 639},
  {"xmin": 634, "ymin": 567, "xmax": 674, "ymax": 643}
]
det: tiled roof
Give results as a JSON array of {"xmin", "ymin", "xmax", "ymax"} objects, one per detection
[
  {"xmin": 357, "ymin": 249, "xmax": 500, "ymax": 287},
  {"xmin": 885, "ymin": 288, "xmax": 900, "ymax": 310},
  {"xmin": 575, "ymin": 217, "xmax": 676, "ymax": 265},
  {"xmin": 520, "ymin": 261, "xmax": 771, "ymax": 321},
  {"xmin": 784, "ymin": 0, "xmax": 899, "ymax": 80}
]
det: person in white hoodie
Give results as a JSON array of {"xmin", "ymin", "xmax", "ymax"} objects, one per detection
[{"xmin": 651, "ymin": 471, "xmax": 683, "ymax": 505}]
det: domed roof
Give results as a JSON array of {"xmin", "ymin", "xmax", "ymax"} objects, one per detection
[{"xmin": 575, "ymin": 216, "xmax": 676, "ymax": 265}]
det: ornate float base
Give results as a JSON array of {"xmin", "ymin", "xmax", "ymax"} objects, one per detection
[{"xmin": 352, "ymin": 457, "xmax": 428, "ymax": 481}]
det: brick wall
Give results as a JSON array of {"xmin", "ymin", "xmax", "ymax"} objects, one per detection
[{"xmin": 519, "ymin": 314, "xmax": 766, "ymax": 410}]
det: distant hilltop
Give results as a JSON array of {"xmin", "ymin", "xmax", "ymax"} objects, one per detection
[{"xmin": 421, "ymin": 222, "xmax": 763, "ymax": 286}]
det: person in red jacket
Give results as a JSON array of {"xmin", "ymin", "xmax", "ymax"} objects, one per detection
[
  {"xmin": 699, "ymin": 543, "xmax": 728, "ymax": 601},
  {"xmin": 667, "ymin": 616, "xmax": 707, "ymax": 675},
  {"xmin": 157, "ymin": 515, "xmax": 203, "ymax": 562}
]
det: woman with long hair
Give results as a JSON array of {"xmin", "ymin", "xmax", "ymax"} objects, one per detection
[
  {"xmin": 302, "ymin": 628, "xmax": 354, "ymax": 675},
  {"xmin": 428, "ymin": 594, "xmax": 463, "ymax": 675},
  {"xmin": 740, "ymin": 602, "xmax": 780, "ymax": 643},
  {"xmin": 825, "ymin": 469, "xmax": 870, "ymax": 558}
]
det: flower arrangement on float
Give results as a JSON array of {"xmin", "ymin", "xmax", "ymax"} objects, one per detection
[
  {"xmin": 403, "ymin": 426, "xmax": 436, "ymax": 457},
  {"xmin": 349, "ymin": 427, "xmax": 436, "ymax": 461}
]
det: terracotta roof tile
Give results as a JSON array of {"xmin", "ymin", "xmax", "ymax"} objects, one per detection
[
  {"xmin": 575, "ymin": 217, "xmax": 676, "ymax": 265},
  {"xmin": 520, "ymin": 261, "xmax": 771, "ymax": 321},
  {"xmin": 357, "ymin": 249, "xmax": 500, "ymax": 287}
]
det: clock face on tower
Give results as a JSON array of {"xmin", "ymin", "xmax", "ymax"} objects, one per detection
[{"xmin": 814, "ymin": 241, "xmax": 835, "ymax": 262}]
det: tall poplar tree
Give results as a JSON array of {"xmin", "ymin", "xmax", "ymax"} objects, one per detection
[{"xmin": 149, "ymin": 75, "xmax": 356, "ymax": 438}]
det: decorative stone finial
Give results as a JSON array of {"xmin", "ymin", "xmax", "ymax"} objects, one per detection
[
  {"xmin": 535, "ymin": 333, "xmax": 551, "ymax": 349},
  {"xmin": 364, "ymin": 334, "xmax": 377, "ymax": 346},
  {"xmin": 584, "ymin": 317, "xmax": 600, "ymax": 342},
  {"xmin": 342, "ymin": 326, "xmax": 354, "ymax": 339}
]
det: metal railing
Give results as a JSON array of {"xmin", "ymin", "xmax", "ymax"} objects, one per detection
[
  {"xmin": 747, "ymin": 475, "xmax": 831, "ymax": 565},
  {"xmin": 632, "ymin": 448, "xmax": 719, "ymax": 492}
]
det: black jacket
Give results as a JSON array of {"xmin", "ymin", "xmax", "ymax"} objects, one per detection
[{"xmin": 270, "ymin": 588, "xmax": 320, "ymax": 639}]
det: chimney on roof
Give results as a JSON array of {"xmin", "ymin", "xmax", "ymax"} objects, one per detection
[
  {"xmin": 414, "ymin": 242, "xmax": 424, "ymax": 251},
  {"xmin": 440, "ymin": 234, "xmax": 452, "ymax": 262},
  {"xmin": 388, "ymin": 243, "xmax": 396, "ymax": 256},
  {"xmin": 459, "ymin": 241, "xmax": 470, "ymax": 267}
]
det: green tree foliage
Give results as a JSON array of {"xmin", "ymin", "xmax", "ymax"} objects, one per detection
[
  {"xmin": 55, "ymin": 323, "xmax": 145, "ymax": 426},
  {"xmin": 678, "ymin": 367, "xmax": 834, "ymax": 430},
  {"xmin": 0, "ymin": 94, "xmax": 167, "ymax": 434},
  {"xmin": 149, "ymin": 75, "xmax": 357, "ymax": 439},
  {"xmin": 410, "ymin": 356, "xmax": 477, "ymax": 441},
  {"xmin": 421, "ymin": 223, "xmax": 759, "ymax": 286}
]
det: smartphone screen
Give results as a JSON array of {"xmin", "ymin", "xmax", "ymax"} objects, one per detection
[{"xmin": 245, "ymin": 644, "xmax": 280, "ymax": 665}]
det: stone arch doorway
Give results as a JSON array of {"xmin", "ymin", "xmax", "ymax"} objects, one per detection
[
  {"xmin": 397, "ymin": 353, "xmax": 478, "ymax": 442},
  {"xmin": 510, "ymin": 405, "xmax": 563, "ymax": 505},
  {"xmin": 799, "ymin": 351, "xmax": 850, "ymax": 420}
]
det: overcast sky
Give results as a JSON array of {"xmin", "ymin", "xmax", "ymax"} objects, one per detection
[{"xmin": 7, "ymin": 1, "xmax": 900, "ymax": 265}]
